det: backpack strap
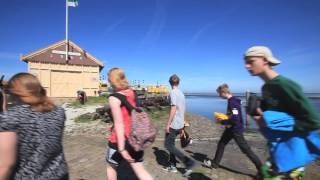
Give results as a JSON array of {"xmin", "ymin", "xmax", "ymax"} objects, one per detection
[{"xmin": 110, "ymin": 92, "xmax": 142, "ymax": 113}]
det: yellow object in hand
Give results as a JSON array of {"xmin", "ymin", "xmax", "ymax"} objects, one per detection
[{"xmin": 214, "ymin": 112, "xmax": 229, "ymax": 120}]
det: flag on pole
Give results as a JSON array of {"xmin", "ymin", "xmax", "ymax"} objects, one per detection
[{"xmin": 67, "ymin": 0, "xmax": 78, "ymax": 7}]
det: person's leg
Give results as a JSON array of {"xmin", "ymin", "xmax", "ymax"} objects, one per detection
[
  {"xmin": 164, "ymin": 128, "xmax": 189, "ymax": 165},
  {"xmin": 169, "ymin": 152, "xmax": 177, "ymax": 167},
  {"xmin": 130, "ymin": 162, "xmax": 154, "ymax": 180},
  {"xmin": 106, "ymin": 146, "xmax": 121, "ymax": 180},
  {"xmin": 212, "ymin": 129, "xmax": 233, "ymax": 166},
  {"xmin": 81, "ymin": 97, "xmax": 85, "ymax": 105},
  {"xmin": 233, "ymin": 132, "xmax": 262, "ymax": 170},
  {"xmin": 164, "ymin": 129, "xmax": 177, "ymax": 167},
  {"xmin": 106, "ymin": 163, "xmax": 117, "ymax": 180}
]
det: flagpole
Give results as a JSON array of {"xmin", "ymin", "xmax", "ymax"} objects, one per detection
[{"xmin": 65, "ymin": 0, "xmax": 69, "ymax": 61}]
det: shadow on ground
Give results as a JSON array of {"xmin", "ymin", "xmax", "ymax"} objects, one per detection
[
  {"xmin": 186, "ymin": 150, "xmax": 256, "ymax": 178},
  {"xmin": 188, "ymin": 172, "xmax": 212, "ymax": 180},
  {"xmin": 185, "ymin": 149, "xmax": 208, "ymax": 162},
  {"xmin": 152, "ymin": 147, "xmax": 169, "ymax": 167}
]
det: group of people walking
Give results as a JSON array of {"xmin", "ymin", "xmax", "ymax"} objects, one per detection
[{"xmin": 0, "ymin": 46, "xmax": 319, "ymax": 180}]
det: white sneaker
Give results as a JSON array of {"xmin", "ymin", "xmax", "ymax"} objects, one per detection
[
  {"xmin": 203, "ymin": 159, "xmax": 212, "ymax": 168},
  {"xmin": 183, "ymin": 169, "xmax": 193, "ymax": 177},
  {"xmin": 162, "ymin": 166, "xmax": 178, "ymax": 173},
  {"xmin": 203, "ymin": 159, "xmax": 219, "ymax": 168}
]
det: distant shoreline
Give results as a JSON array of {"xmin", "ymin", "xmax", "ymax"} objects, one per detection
[{"xmin": 184, "ymin": 93, "xmax": 320, "ymax": 99}]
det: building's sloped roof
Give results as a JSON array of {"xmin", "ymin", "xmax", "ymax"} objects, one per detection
[{"xmin": 21, "ymin": 40, "xmax": 104, "ymax": 69}]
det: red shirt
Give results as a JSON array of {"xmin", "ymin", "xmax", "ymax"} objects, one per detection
[{"xmin": 108, "ymin": 89, "xmax": 136, "ymax": 143}]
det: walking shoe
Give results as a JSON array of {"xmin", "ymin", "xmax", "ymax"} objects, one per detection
[
  {"xmin": 203, "ymin": 159, "xmax": 219, "ymax": 169},
  {"xmin": 182, "ymin": 169, "xmax": 193, "ymax": 177},
  {"xmin": 182, "ymin": 159, "xmax": 196, "ymax": 177},
  {"xmin": 189, "ymin": 139, "xmax": 193, "ymax": 145},
  {"xmin": 162, "ymin": 165, "xmax": 178, "ymax": 173}
]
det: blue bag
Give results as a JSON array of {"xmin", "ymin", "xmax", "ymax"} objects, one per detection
[{"xmin": 260, "ymin": 111, "xmax": 320, "ymax": 172}]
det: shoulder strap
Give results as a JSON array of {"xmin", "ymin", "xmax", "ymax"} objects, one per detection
[{"xmin": 110, "ymin": 92, "xmax": 142, "ymax": 113}]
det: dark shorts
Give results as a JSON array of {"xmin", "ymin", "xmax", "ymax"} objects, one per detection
[{"xmin": 106, "ymin": 142, "xmax": 144, "ymax": 166}]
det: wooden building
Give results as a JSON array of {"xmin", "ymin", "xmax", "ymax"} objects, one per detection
[{"xmin": 21, "ymin": 40, "xmax": 104, "ymax": 97}]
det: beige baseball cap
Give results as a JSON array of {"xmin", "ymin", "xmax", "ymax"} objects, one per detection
[{"xmin": 244, "ymin": 46, "xmax": 281, "ymax": 66}]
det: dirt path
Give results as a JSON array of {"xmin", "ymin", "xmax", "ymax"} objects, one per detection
[{"xmin": 62, "ymin": 105, "xmax": 320, "ymax": 180}]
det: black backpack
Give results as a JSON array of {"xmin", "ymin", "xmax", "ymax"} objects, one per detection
[{"xmin": 246, "ymin": 94, "xmax": 262, "ymax": 116}]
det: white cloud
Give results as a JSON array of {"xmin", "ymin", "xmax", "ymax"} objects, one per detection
[
  {"xmin": 138, "ymin": 0, "xmax": 167, "ymax": 51},
  {"xmin": 102, "ymin": 17, "xmax": 126, "ymax": 37}
]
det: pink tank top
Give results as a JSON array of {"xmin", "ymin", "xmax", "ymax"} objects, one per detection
[{"xmin": 108, "ymin": 89, "xmax": 136, "ymax": 143}]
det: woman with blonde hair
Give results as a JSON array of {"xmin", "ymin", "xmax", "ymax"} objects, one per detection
[
  {"xmin": 0, "ymin": 73, "xmax": 69, "ymax": 180},
  {"xmin": 106, "ymin": 68, "xmax": 153, "ymax": 180}
]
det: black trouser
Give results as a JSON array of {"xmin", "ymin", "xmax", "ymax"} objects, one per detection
[
  {"xmin": 213, "ymin": 128, "xmax": 262, "ymax": 170},
  {"xmin": 164, "ymin": 128, "xmax": 190, "ymax": 167}
]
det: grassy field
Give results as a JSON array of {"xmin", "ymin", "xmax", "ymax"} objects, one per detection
[
  {"xmin": 74, "ymin": 113, "xmax": 95, "ymax": 123},
  {"xmin": 67, "ymin": 94, "xmax": 108, "ymax": 108},
  {"xmin": 73, "ymin": 105, "xmax": 171, "ymax": 124},
  {"xmin": 144, "ymin": 106, "xmax": 170, "ymax": 123}
]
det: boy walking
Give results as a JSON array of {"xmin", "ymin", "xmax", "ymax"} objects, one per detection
[
  {"xmin": 163, "ymin": 74, "xmax": 195, "ymax": 176},
  {"xmin": 204, "ymin": 84, "xmax": 262, "ymax": 174},
  {"xmin": 244, "ymin": 46, "xmax": 320, "ymax": 179}
]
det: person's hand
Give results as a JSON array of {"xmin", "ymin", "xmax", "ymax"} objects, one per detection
[
  {"xmin": 253, "ymin": 115, "xmax": 265, "ymax": 127},
  {"xmin": 120, "ymin": 150, "xmax": 135, "ymax": 163},
  {"xmin": 180, "ymin": 129, "xmax": 185, "ymax": 137},
  {"xmin": 255, "ymin": 107, "xmax": 263, "ymax": 116},
  {"xmin": 253, "ymin": 108, "xmax": 265, "ymax": 127},
  {"xmin": 166, "ymin": 124, "xmax": 170, "ymax": 134},
  {"xmin": 215, "ymin": 117, "xmax": 223, "ymax": 124}
]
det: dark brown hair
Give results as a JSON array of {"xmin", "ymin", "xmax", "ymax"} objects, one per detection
[
  {"xmin": 169, "ymin": 74, "xmax": 180, "ymax": 86},
  {"xmin": 7, "ymin": 73, "xmax": 55, "ymax": 112}
]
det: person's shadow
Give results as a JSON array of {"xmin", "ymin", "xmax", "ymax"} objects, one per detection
[
  {"xmin": 185, "ymin": 150, "xmax": 256, "ymax": 178},
  {"xmin": 152, "ymin": 146, "xmax": 170, "ymax": 167},
  {"xmin": 188, "ymin": 173, "xmax": 212, "ymax": 180},
  {"xmin": 152, "ymin": 147, "xmax": 213, "ymax": 179},
  {"xmin": 185, "ymin": 149, "xmax": 208, "ymax": 162}
]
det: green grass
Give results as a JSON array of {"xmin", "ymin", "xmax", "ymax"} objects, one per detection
[
  {"xmin": 144, "ymin": 106, "xmax": 170, "ymax": 123},
  {"xmin": 67, "ymin": 94, "xmax": 108, "ymax": 108},
  {"xmin": 74, "ymin": 113, "xmax": 94, "ymax": 123},
  {"xmin": 72, "ymin": 106, "xmax": 170, "ymax": 124}
]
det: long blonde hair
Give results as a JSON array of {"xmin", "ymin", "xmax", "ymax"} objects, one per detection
[
  {"xmin": 7, "ymin": 73, "xmax": 55, "ymax": 112},
  {"xmin": 108, "ymin": 67, "xmax": 129, "ymax": 91}
]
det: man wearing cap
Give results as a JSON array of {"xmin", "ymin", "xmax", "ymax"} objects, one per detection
[{"xmin": 244, "ymin": 46, "xmax": 320, "ymax": 179}]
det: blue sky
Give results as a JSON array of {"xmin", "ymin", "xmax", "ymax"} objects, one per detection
[{"xmin": 1, "ymin": 0, "xmax": 320, "ymax": 93}]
